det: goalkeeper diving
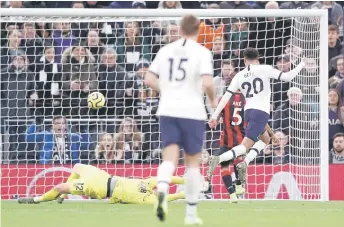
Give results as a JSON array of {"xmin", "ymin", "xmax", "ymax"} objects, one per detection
[{"xmin": 18, "ymin": 164, "xmax": 186, "ymax": 205}]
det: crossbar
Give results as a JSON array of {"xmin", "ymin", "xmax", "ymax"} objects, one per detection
[{"xmin": 0, "ymin": 8, "xmax": 327, "ymax": 17}]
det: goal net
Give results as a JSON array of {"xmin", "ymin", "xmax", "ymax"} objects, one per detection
[{"xmin": 0, "ymin": 9, "xmax": 328, "ymax": 201}]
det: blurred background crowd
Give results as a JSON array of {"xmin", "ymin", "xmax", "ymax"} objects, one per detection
[{"xmin": 0, "ymin": 1, "xmax": 343, "ymax": 165}]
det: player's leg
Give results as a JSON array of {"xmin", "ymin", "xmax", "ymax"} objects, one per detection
[
  {"xmin": 182, "ymin": 118, "xmax": 205, "ymax": 225},
  {"xmin": 219, "ymin": 164, "xmax": 238, "ymax": 203},
  {"xmin": 236, "ymin": 111, "xmax": 270, "ymax": 184},
  {"xmin": 155, "ymin": 116, "xmax": 181, "ymax": 221}
]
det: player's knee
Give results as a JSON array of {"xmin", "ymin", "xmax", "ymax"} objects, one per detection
[{"xmin": 55, "ymin": 183, "xmax": 70, "ymax": 194}]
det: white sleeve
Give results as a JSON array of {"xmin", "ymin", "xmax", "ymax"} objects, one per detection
[
  {"xmin": 267, "ymin": 62, "xmax": 305, "ymax": 82},
  {"xmin": 200, "ymin": 50, "xmax": 214, "ymax": 76},
  {"xmin": 148, "ymin": 52, "xmax": 161, "ymax": 76},
  {"xmin": 266, "ymin": 65, "xmax": 283, "ymax": 80},
  {"xmin": 226, "ymin": 74, "xmax": 240, "ymax": 94}
]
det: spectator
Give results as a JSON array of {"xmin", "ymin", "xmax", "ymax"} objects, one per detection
[
  {"xmin": 212, "ymin": 37, "xmax": 230, "ymax": 77},
  {"xmin": 35, "ymin": 22, "xmax": 51, "ymax": 39},
  {"xmin": 30, "ymin": 45, "xmax": 63, "ymax": 118},
  {"xmin": 1, "ymin": 54, "xmax": 35, "ymax": 118},
  {"xmin": 280, "ymin": 1, "xmax": 309, "ymax": 9},
  {"xmin": 98, "ymin": 48, "xmax": 129, "ymax": 117},
  {"xmin": 311, "ymin": 1, "xmax": 343, "ymax": 26},
  {"xmin": 156, "ymin": 1, "xmax": 183, "ymax": 30},
  {"xmin": 23, "ymin": 1, "xmax": 47, "ymax": 8},
  {"xmin": 328, "ymin": 25, "xmax": 342, "ymax": 63},
  {"xmin": 21, "ymin": 22, "xmax": 44, "ymax": 66},
  {"xmin": 95, "ymin": 133, "xmax": 122, "ymax": 163},
  {"xmin": 84, "ymin": 1, "xmax": 104, "ymax": 8},
  {"xmin": 329, "ymin": 132, "xmax": 344, "ymax": 164},
  {"xmin": 0, "ymin": 30, "xmax": 25, "ymax": 70},
  {"xmin": 158, "ymin": 1, "xmax": 182, "ymax": 9},
  {"xmin": 332, "ymin": 57, "xmax": 344, "ymax": 80},
  {"xmin": 114, "ymin": 118, "xmax": 144, "ymax": 163},
  {"xmin": 213, "ymin": 59, "xmax": 236, "ymax": 99},
  {"xmin": 115, "ymin": 21, "xmax": 151, "ymax": 71},
  {"xmin": 273, "ymin": 87, "xmax": 303, "ymax": 133},
  {"xmin": 271, "ymin": 55, "xmax": 291, "ymax": 109},
  {"xmin": 197, "ymin": 3, "xmax": 224, "ymax": 50},
  {"xmin": 228, "ymin": 17, "xmax": 249, "ymax": 60},
  {"xmin": 251, "ymin": 1, "xmax": 267, "ymax": 9},
  {"xmin": 219, "ymin": 1, "xmax": 253, "ymax": 9},
  {"xmin": 50, "ymin": 22, "xmax": 77, "ymax": 63},
  {"xmin": 61, "ymin": 44, "xmax": 97, "ymax": 118},
  {"xmin": 70, "ymin": 2, "xmax": 90, "ymax": 39},
  {"xmin": 8, "ymin": 1, "xmax": 23, "ymax": 8},
  {"xmin": 245, "ymin": 1, "xmax": 291, "ymax": 65},
  {"xmin": 284, "ymin": 39, "xmax": 303, "ymax": 66},
  {"xmin": 261, "ymin": 131, "xmax": 290, "ymax": 164},
  {"xmin": 86, "ymin": 30, "xmax": 104, "ymax": 63},
  {"xmin": 151, "ymin": 23, "xmax": 180, "ymax": 60},
  {"xmin": 328, "ymin": 89, "xmax": 344, "ymax": 149},
  {"xmin": 25, "ymin": 116, "xmax": 82, "ymax": 164},
  {"xmin": 329, "ymin": 54, "xmax": 343, "ymax": 77}
]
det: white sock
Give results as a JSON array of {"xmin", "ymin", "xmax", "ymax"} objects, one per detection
[
  {"xmin": 219, "ymin": 144, "xmax": 247, "ymax": 163},
  {"xmin": 244, "ymin": 140, "xmax": 266, "ymax": 165},
  {"xmin": 185, "ymin": 167, "xmax": 201, "ymax": 218},
  {"xmin": 157, "ymin": 161, "xmax": 175, "ymax": 194},
  {"xmin": 34, "ymin": 197, "xmax": 42, "ymax": 202}
]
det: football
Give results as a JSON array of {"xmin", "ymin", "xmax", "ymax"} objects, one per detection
[{"xmin": 88, "ymin": 92, "xmax": 105, "ymax": 109}]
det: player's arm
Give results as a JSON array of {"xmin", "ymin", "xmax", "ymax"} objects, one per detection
[
  {"xmin": 201, "ymin": 50, "xmax": 216, "ymax": 108},
  {"xmin": 143, "ymin": 51, "xmax": 161, "ymax": 92},
  {"xmin": 211, "ymin": 76, "xmax": 239, "ymax": 120},
  {"xmin": 268, "ymin": 61, "xmax": 305, "ymax": 82},
  {"xmin": 203, "ymin": 75, "xmax": 216, "ymax": 107},
  {"xmin": 143, "ymin": 71, "xmax": 160, "ymax": 92}
]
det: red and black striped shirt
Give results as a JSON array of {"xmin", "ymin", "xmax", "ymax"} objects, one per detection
[{"xmin": 220, "ymin": 92, "xmax": 246, "ymax": 148}]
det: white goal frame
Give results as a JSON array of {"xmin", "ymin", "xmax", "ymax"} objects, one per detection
[{"xmin": 0, "ymin": 8, "xmax": 329, "ymax": 201}]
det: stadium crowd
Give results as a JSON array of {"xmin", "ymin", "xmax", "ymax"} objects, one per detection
[{"xmin": 0, "ymin": 1, "xmax": 344, "ymax": 165}]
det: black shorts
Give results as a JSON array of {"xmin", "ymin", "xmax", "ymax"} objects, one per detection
[{"xmin": 214, "ymin": 146, "xmax": 244, "ymax": 168}]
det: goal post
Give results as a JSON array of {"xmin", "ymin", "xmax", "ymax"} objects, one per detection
[{"xmin": 0, "ymin": 8, "xmax": 329, "ymax": 201}]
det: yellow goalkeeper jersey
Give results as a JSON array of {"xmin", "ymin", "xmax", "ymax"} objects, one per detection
[{"xmin": 109, "ymin": 177, "xmax": 155, "ymax": 204}]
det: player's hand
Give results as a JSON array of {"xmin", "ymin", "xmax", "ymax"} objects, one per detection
[
  {"xmin": 208, "ymin": 118, "xmax": 218, "ymax": 129},
  {"xmin": 82, "ymin": 84, "xmax": 90, "ymax": 93},
  {"xmin": 30, "ymin": 93, "xmax": 39, "ymax": 101},
  {"xmin": 126, "ymin": 87, "xmax": 133, "ymax": 96}
]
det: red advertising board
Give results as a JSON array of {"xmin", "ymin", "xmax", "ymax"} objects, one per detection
[{"xmin": 1, "ymin": 164, "xmax": 343, "ymax": 200}]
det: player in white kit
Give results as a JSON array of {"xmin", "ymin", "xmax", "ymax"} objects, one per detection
[
  {"xmin": 209, "ymin": 48, "xmax": 305, "ymax": 184},
  {"xmin": 142, "ymin": 15, "xmax": 216, "ymax": 225}
]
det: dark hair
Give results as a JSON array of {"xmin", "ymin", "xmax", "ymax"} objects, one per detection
[
  {"xmin": 243, "ymin": 48, "xmax": 259, "ymax": 60},
  {"xmin": 180, "ymin": 14, "xmax": 200, "ymax": 36},
  {"xmin": 333, "ymin": 132, "xmax": 344, "ymax": 140},
  {"xmin": 53, "ymin": 116, "xmax": 66, "ymax": 123},
  {"xmin": 329, "ymin": 89, "xmax": 344, "ymax": 126},
  {"xmin": 329, "ymin": 24, "xmax": 339, "ymax": 34}
]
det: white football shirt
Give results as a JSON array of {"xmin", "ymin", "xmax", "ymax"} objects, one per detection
[
  {"xmin": 226, "ymin": 64, "xmax": 283, "ymax": 114},
  {"xmin": 149, "ymin": 38, "xmax": 213, "ymax": 120}
]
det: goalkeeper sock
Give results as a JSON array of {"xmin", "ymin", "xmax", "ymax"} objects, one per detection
[
  {"xmin": 157, "ymin": 161, "xmax": 175, "ymax": 194},
  {"xmin": 244, "ymin": 140, "xmax": 266, "ymax": 165},
  {"xmin": 34, "ymin": 188, "xmax": 60, "ymax": 202},
  {"xmin": 185, "ymin": 167, "xmax": 201, "ymax": 218},
  {"xmin": 221, "ymin": 170, "xmax": 235, "ymax": 195},
  {"xmin": 219, "ymin": 145, "xmax": 246, "ymax": 163}
]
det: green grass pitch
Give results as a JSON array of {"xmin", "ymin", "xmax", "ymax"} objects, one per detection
[{"xmin": 2, "ymin": 201, "xmax": 344, "ymax": 227}]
